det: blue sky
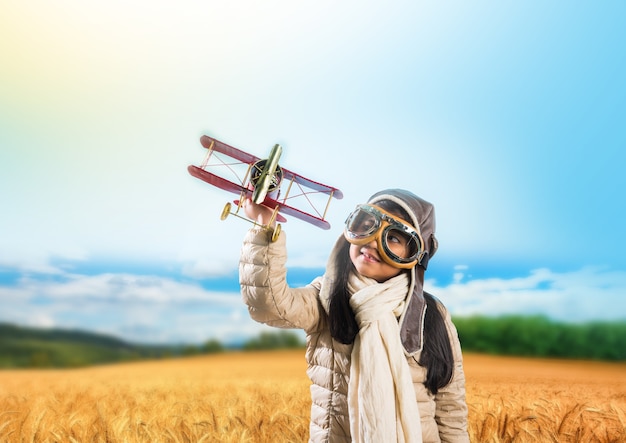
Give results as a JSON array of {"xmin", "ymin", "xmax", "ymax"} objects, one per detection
[{"xmin": 1, "ymin": 1, "xmax": 625, "ymax": 344}]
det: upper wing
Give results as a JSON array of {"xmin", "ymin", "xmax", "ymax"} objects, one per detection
[
  {"xmin": 199, "ymin": 135, "xmax": 342, "ymax": 199},
  {"xmin": 281, "ymin": 167, "xmax": 343, "ymax": 199},
  {"xmin": 200, "ymin": 135, "xmax": 260, "ymax": 165}
]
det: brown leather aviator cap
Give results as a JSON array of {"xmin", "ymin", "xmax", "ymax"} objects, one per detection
[{"xmin": 367, "ymin": 189, "xmax": 438, "ymax": 355}]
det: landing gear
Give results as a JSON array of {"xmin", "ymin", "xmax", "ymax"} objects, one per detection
[
  {"xmin": 220, "ymin": 202, "xmax": 232, "ymax": 220},
  {"xmin": 219, "ymin": 201, "xmax": 281, "ymax": 242},
  {"xmin": 271, "ymin": 224, "xmax": 281, "ymax": 242}
]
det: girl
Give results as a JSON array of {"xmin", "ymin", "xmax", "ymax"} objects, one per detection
[{"xmin": 240, "ymin": 189, "xmax": 469, "ymax": 443}]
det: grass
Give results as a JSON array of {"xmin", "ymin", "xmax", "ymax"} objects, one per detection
[{"xmin": 0, "ymin": 351, "xmax": 624, "ymax": 442}]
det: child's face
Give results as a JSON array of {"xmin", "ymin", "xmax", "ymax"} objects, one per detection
[
  {"xmin": 349, "ymin": 241, "xmax": 404, "ymax": 282},
  {"xmin": 344, "ymin": 204, "xmax": 423, "ymax": 270}
]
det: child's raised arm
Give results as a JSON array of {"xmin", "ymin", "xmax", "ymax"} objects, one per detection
[{"xmin": 239, "ymin": 204, "xmax": 323, "ymax": 333}]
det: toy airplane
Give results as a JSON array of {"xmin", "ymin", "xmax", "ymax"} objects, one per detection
[{"xmin": 188, "ymin": 135, "xmax": 343, "ymax": 241}]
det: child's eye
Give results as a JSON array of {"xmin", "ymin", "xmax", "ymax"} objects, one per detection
[{"xmin": 388, "ymin": 233, "xmax": 407, "ymax": 245}]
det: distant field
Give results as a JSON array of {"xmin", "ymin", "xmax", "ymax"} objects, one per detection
[{"xmin": 1, "ymin": 351, "xmax": 624, "ymax": 442}]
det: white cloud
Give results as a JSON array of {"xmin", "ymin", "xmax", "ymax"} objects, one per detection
[
  {"xmin": 429, "ymin": 266, "xmax": 626, "ymax": 322},
  {"xmin": 0, "ymin": 270, "xmax": 250, "ymax": 344},
  {"xmin": 20, "ymin": 273, "xmax": 239, "ymax": 305},
  {"xmin": 451, "ymin": 265, "xmax": 469, "ymax": 284},
  {"xmin": 30, "ymin": 313, "xmax": 56, "ymax": 328},
  {"xmin": 181, "ymin": 259, "xmax": 238, "ymax": 279}
]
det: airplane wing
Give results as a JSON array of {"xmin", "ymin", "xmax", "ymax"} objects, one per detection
[
  {"xmin": 276, "ymin": 204, "xmax": 331, "ymax": 229},
  {"xmin": 200, "ymin": 135, "xmax": 260, "ymax": 165},
  {"xmin": 281, "ymin": 167, "xmax": 344, "ymax": 199},
  {"xmin": 200, "ymin": 134, "xmax": 342, "ymax": 199},
  {"xmin": 187, "ymin": 165, "xmax": 248, "ymax": 195}
]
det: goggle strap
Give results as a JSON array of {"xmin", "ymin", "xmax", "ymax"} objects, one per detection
[{"xmin": 418, "ymin": 251, "xmax": 429, "ymax": 270}]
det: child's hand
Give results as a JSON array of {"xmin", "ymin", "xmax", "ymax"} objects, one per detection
[{"xmin": 243, "ymin": 197, "xmax": 276, "ymax": 227}]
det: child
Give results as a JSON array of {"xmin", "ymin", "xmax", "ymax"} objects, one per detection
[{"xmin": 240, "ymin": 189, "xmax": 469, "ymax": 443}]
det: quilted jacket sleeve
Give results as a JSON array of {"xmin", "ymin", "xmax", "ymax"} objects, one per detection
[
  {"xmin": 434, "ymin": 306, "xmax": 470, "ymax": 443},
  {"xmin": 239, "ymin": 227, "xmax": 323, "ymax": 332}
]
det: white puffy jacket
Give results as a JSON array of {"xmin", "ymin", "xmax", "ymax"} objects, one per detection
[{"xmin": 240, "ymin": 228, "xmax": 469, "ymax": 442}]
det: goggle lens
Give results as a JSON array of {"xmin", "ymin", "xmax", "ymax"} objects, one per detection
[
  {"xmin": 345, "ymin": 209, "xmax": 380, "ymax": 238},
  {"xmin": 382, "ymin": 227, "xmax": 420, "ymax": 261}
]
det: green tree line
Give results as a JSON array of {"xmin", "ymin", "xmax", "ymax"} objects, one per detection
[{"xmin": 453, "ymin": 315, "xmax": 626, "ymax": 361}]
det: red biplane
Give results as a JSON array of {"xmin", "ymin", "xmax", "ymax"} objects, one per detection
[{"xmin": 188, "ymin": 135, "xmax": 343, "ymax": 241}]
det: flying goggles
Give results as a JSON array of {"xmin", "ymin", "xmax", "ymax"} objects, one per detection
[{"xmin": 344, "ymin": 204, "xmax": 425, "ymax": 269}]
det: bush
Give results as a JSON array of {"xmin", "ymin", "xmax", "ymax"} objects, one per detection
[{"xmin": 242, "ymin": 331, "xmax": 304, "ymax": 351}]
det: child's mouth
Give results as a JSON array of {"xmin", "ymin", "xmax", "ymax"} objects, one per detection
[{"xmin": 360, "ymin": 249, "xmax": 380, "ymax": 263}]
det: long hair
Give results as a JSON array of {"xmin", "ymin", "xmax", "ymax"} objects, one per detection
[
  {"xmin": 419, "ymin": 292, "xmax": 454, "ymax": 394},
  {"xmin": 327, "ymin": 238, "xmax": 359, "ymax": 344},
  {"xmin": 327, "ymin": 199, "xmax": 454, "ymax": 394}
]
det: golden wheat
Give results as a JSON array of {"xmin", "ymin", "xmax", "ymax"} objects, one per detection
[
  {"xmin": 0, "ymin": 351, "xmax": 624, "ymax": 442},
  {"xmin": 465, "ymin": 354, "xmax": 626, "ymax": 442}
]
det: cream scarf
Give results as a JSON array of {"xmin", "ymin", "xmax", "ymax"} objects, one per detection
[{"xmin": 347, "ymin": 272, "xmax": 423, "ymax": 443}]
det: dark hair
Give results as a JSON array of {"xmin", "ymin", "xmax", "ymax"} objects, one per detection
[
  {"xmin": 328, "ymin": 238, "xmax": 359, "ymax": 344},
  {"xmin": 328, "ymin": 199, "xmax": 454, "ymax": 394},
  {"xmin": 419, "ymin": 292, "xmax": 454, "ymax": 395}
]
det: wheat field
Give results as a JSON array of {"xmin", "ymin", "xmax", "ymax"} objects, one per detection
[{"xmin": 0, "ymin": 351, "xmax": 625, "ymax": 442}]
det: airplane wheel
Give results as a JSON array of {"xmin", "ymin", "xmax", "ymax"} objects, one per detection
[
  {"xmin": 220, "ymin": 202, "xmax": 232, "ymax": 220},
  {"xmin": 271, "ymin": 224, "xmax": 281, "ymax": 242}
]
